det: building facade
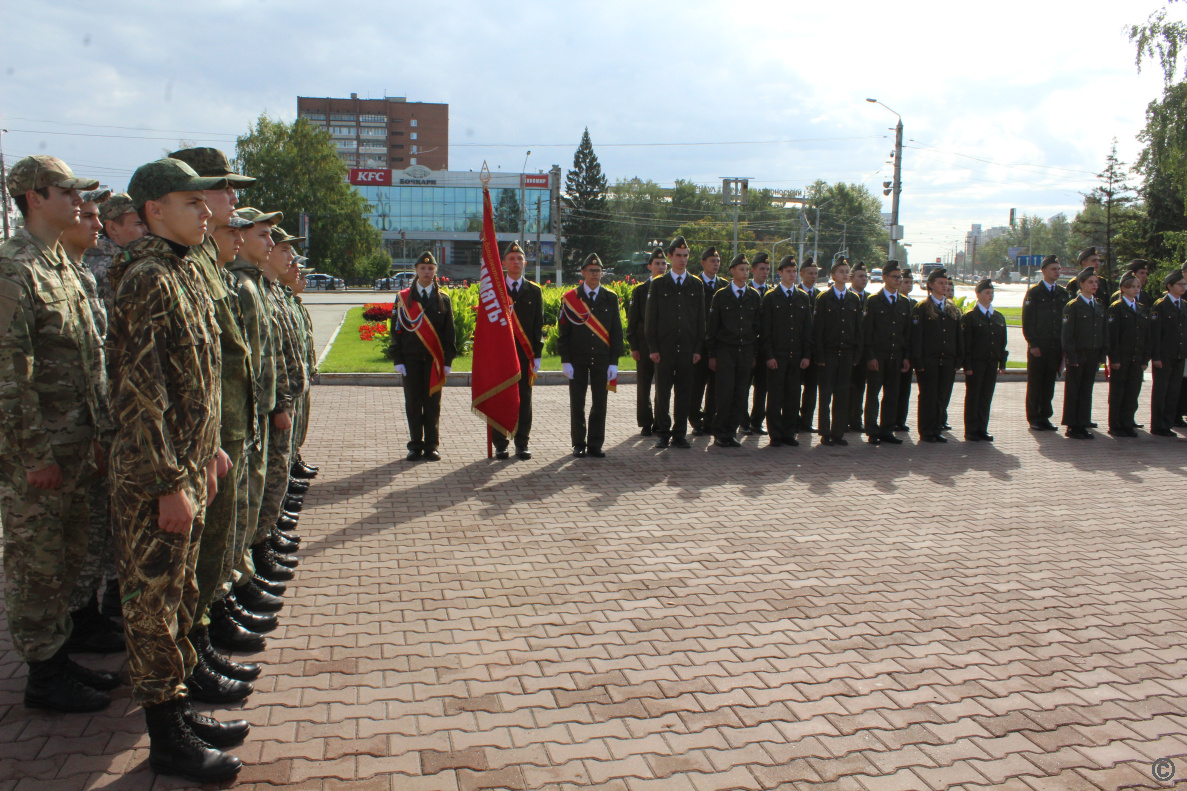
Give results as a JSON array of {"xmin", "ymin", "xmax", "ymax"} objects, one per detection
[
  {"xmin": 297, "ymin": 94, "xmax": 448, "ymax": 171},
  {"xmin": 350, "ymin": 164, "xmax": 562, "ymax": 280}
]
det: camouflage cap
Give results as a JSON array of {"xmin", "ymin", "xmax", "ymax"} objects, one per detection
[
  {"xmin": 6, "ymin": 155, "xmax": 100, "ymax": 197},
  {"xmin": 226, "ymin": 215, "xmax": 255, "ymax": 229},
  {"xmin": 269, "ymin": 226, "xmax": 305, "ymax": 246},
  {"xmin": 293, "ymin": 254, "xmax": 310, "ymax": 266},
  {"xmin": 98, "ymin": 193, "xmax": 137, "ymax": 223},
  {"xmin": 235, "ymin": 207, "xmax": 283, "ymax": 225},
  {"xmin": 128, "ymin": 158, "xmax": 228, "ymax": 209},
  {"xmin": 80, "ymin": 188, "xmax": 112, "ymax": 205},
  {"xmin": 168, "ymin": 147, "xmax": 256, "ymax": 186}
]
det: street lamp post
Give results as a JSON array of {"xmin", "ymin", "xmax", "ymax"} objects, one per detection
[{"xmin": 867, "ymin": 99, "xmax": 903, "ymax": 262}]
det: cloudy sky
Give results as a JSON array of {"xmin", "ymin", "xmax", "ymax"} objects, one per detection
[{"xmin": 0, "ymin": 0, "xmax": 1172, "ymax": 262}]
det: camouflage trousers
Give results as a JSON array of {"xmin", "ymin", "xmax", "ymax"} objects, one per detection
[
  {"xmin": 112, "ymin": 469, "xmax": 205, "ymax": 706},
  {"xmin": 67, "ymin": 472, "xmax": 115, "ymax": 612},
  {"xmin": 193, "ymin": 440, "xmax": 247, "ymax": 626},
  {"xmin": 233, "ymin": 421, "xmax": 268, "ymax": 587},
  {"xmin": 0, "ymin": 440, "xmax": 95, "ymax": 662},
  {"xmin": 292, "ymin": 391, "xmax": 310, "ymax": 461},
  {"xmin": 253, "ymin": 415, "xmax": 293, "ymax": 547}
]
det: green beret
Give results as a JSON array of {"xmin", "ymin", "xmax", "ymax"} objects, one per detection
[
  {"xmin": 752, "ymin": 252, "xmax": 769, "ymax": 266},
  {"xmin": 1076, "ymin": 266, "xmax": 1096, "ymax": 283},
  {"xmin": 975, "ymin": 278, "xmax": 993, "ymax": 293},
  {"xmin": 416, "ymin": 251, "xmax": 437, "ymax": 267},
  {"xmin": 666, "ymin": 235, "xmax": 689, "ymax": 254},
  {"xmin": 701, "ymin": 246, "xmax": 719, "ymax": 261},
  {"xmin": 1164, "ymin": 270, "xmax": 1184, "ymax": 288},
  {"xmin": 581, "ymin": 253, "xmax": 602, "ymax": 270},
  {"xmin": 502, "ymin": 240, "xmax": 524, "ymax": 257},
  {"xmin": 777, "ymin": 255, "xmax": 798, "ymax": 270},
  {"xmin": 927, "ymin": 267, "xmax": 948, "ymax": 284}
]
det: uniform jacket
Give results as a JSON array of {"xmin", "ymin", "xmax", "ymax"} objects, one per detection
[
  {"xmin": 83, "ymin": 235, "xmax": 122, "ymax": 323},
  {"xmin": 193, "ymin": 239, "xmax": 254, "ymax": 444},
  {"xmin": 1022, "ymin": 281, "xmax": 1069, "ymax": 351},
  {"xmin": 508, "ymin": 278, "xmax": 544, "ymax": 358},
  {"xmin": 1061, "ymin": 296, "xmax": 1108, "ymax": 365},
  {"xmin": 557, "ymin": 286, "xmax": 623, "ymax": 364},
  {"xmin": 69, "ymin": 257, "xmax": 113, "ymax": 441},
  {"xmin": 388, "ymin": 284, "xmax": 457, "ymax": 366},
  {"xmin": 265, "ymin": 278, "xmax": 308, "ymax": 408},
  {"xmin": 627, "ymin": 277, "xmax": 653, "ymax": 356},
  {"xmin": 812, "ymin": 287, "xmax": 863, "ymax": 356},
  {"xmin": 910, "ymin": 297, "xmax": 962, "ymax": 363},
  {"xmin": 707, "ymin": 283, "xmax": 762, "ymax": 356},
  {"xmin": 1149, "ymin": 294, "xmax": 1187, "ymax": 363},
  {"xmin": 0, "ymin": 229, "xmax": 105, "ymax": 471},
  {"xmin": 1109, "ymin": 288, "xmax": 1154, "ymax": 310},
  {"xmin": 295, "ymin": 297, "xmax": 317, "ymax": 375},
  {"xmin": 1107, "ymin": 298, "xmax": 1151, "ymax": 368},
  {"xmin": 862, "ymin": 289, "xmax": 912, "ymax": 362},
  {"xmin": 700, "ymin": 274, "xmax": 724, "ymax": 316},
  {"xmin": 759, "ymin": 284, "xmax": 812, "ymax": 362},
  {"xmin": 961, "ymin": 306, "xmax": 1008, "ymax": 369},
  {"xmin": 644, "ymin": 271, "xmax": 706, "ymax": 358},
  {"xmin": 227, "ymin": 258, "xmax": 277, "ymax": 417},
  {"xmin": 108, "ymin": 234, "xmax": 222, "ymax": 497}
]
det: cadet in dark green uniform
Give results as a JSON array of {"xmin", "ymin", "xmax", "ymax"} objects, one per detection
[
  {"xmin": 812, "ymin": 258, "xmax": 863, "ymax": 445},
  {"xmin": 690, "ymin": 247, "xmax": 723, "ymax": 435},
  {"xmin": 862, "ymin": 260, "xmax": 911, "ymax": 444},
  {"xmin": 1107, "ymin": 272, "xmax": 1151, "ymax": 436},
  {"xmin": 390, "ymin": 252, "xmax": 456, "ymax": 461},
  {"xmin": 559, "ymin": 254, "xmax": 623, "ymax": 457},
  {"xmin": 797, "ymin": 258, "xmax": 821, "ymax": 431},
  {"xmin": 1066, "ymin": 247, "xmax": 1112, "ymax": 302},
  {"xmin": 1061, "ymin": 266, "xmax": 1108, "ymax": 438},
  {"xmin": 627, "ymin": 248, "xmax": 666, "ymax": 436},
  {"xmin": 493, "ymin": 242, "xmax": 543, "ymax": 460},
  {"xmin": 707, "ymin": 254, "xmax": 762, "ymax": 446},
  {"xmin": 961, "ymin": 279, "xmax": 1008, "ymax": 441},
  {"xmin": 1022, "ymin": 255, "xmax": 1068, "ymax": 430},
  {"xmin": 746, "ymin": 252, "xmax": 772, "ymax": 434},
  {"xmin": 911, "ymin": 268, "xmax": 962, "ymax": 442},
  {"xmin": 1149, "ymin": 270, "xmax": 1187, "ymax": 436},
  {"xmin": 893, "ymin": 267, "xmax": 916, "ymax": 431},
  {"xmin": 847, "ymin": 261, "xmax": 870, "ymax": 433},
  {"xmin": 645, "ymin": 237, "xmax": 705, "ymax": 449},
  {"xmin": 1110, "ymin": 259, "xmax": 1155, "ymax": 309},
  {"xmin": 760, "ymin": 257, "xmax": 812, "ymax": 447}
]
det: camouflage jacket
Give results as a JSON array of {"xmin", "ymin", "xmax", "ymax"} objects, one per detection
[
  {"xmin": 82, "ymin": 235, "xmax": 122, "ymax": 322},
  {"xmin": 193, "ymin": 238, "xmax": 255, "ymax": 446},
  {"xmin": 265, "ymin": 278, "xmax": 308, "ymax": 408},
  {"xmin": 291, "ymin": 293, "xmax": 317, "ymax": 377},
  {"xmin": 108, "ymin": 235, "xmax": 222, "ymax": 497},
  {"xmin": 69, "ymin": 256, "xmax": 114, "ymax": 442},
  {"xmin": 227, "ymin": 258, "xmax": 277, "ymax": 416},
  {"xmin": 0, "ymin": 229, "xmax": 103, "ymax": 471}
]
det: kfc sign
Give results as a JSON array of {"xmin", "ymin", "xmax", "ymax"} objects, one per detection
[
  {"xmin": 522, "ymin": 174, "xmax": 550, "ymax": 188},
  {"xmin": 350, "ymin": 168, "xmax": 391, "ymax": 186}
]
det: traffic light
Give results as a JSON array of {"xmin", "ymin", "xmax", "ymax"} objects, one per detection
[{"xmin": 883, "ymin": 181, "xmax": 892, "ymax": 197}]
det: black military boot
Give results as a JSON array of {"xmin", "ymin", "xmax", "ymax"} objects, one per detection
[
  {"xmin": 275, "ymin": 527, "xmax": 302, "ymax": 544},
  {"xmin": 287, "ymin": 478, "xmax": 310, "ymax": 494},
  {"xmin": 275, "ymin": 513, "xmax": 300, "ymax": 532},
  {"xmin": 145, "ymin": 698, "xmax": 241, "ymax": 782},
  {"xmin": 271, "ymin": 531, "xmax": 299, "ymax": 554},
  {"xmin": 100, "ymin": 579, "xmax": 123, "ymax": 619},
  {"xmin": 208, "ymin": 604, "xmax": 267, "ymax": 653},
  {"xmin": 237, "ymin": 579, "xmax": 285, "ymax": 612},
  {"xmin": 221, "ymin": 593, "xmax": 279, "ymax": 634},
  {"xmin": 191, "ymin": 625, "xmax": 261, "ymax": 681},
  {"xmin": 180, "ymin": 697, "xmax": 249, "ymax": 748},
  {"xmin": 64, "ymin": 592, "xmax": 127, "ymax": 653},
  {"xmin": 290, "ymin": 461, "xmax": 317, "ymax": 479},
  {"xmin": 269, "ymin": 545, "xmax": 299, "ymax": 569},
  {"xmin": 248, "ymin": 573, "xmax": 287, "ymax": 596},
  {"xmin": 252, "ymin": 543, "xmax": 294, "ymax": 581},
  {"xmin": 60, "ymin": 649, "xmax": 121, "ymax": 690},
  {"xmin": 282, "ymin": 495, "xmax": 304, "ymax": 513},
  {"xmin": 185, "ymin": 650, "xmax": 254, "ymax": 703},
  {"xmin": 24, "ymin": 652, "xmax": 110, "ymax": 712}
]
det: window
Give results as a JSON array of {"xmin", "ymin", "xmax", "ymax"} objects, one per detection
[
  {"xmin": 410, "ymin": 119, "xmax": 418, "ymax": 127},
  {"xmin": 330, "ymin": 113, "xmax": 356, "ymax": 121},
  {"xmin": 359, "ymin": 114, "xmax": 385, "ymax": 123},
  {"xmin": 411, "ymin": 145, "xmax": 417, "ymax": 154},
  {"xmin": 330, "ymin": 125, "xmax": 356, "ymax": 136},
  {"xmin": 300, "ymin": 112, "xmax": 325, "ymax": 121},
  {"xmin": 410, "ymin": 132, "xmax": 418, "ymax": 140},
  {"xmin": 337, "ymin": 139, "xmax": 357, "ymax": 149},
  {"xmin": 410, "ymin": 158, "xmax": 417, "ymax": 165},
  {"xmin": 390, "ymin": 144, "xmax": 405, "ymax": 150},
  {"xmin": 391, "ymin": 131, "xmax": 405, "ymax": 137},
  {"xmin": 360, "ymin": 126, "xmax": 386, "ymax": 136}
]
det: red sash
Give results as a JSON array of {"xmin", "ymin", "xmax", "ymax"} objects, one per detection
[
  {"xmin": 560, "ymin": 288, "xmax": 616, "ymax": 392},
  {"xmin": 396, "ymin": 288, "xmax": 447, "ymax": 395}
]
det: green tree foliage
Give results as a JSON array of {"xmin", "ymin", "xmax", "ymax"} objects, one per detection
[
  {"xmin": 563, "ymin": 128, "xmax": 610, "ymax": 268},
  {"xmin": 493, "ymin": 189, "xmax": 521, "ymax": 234},
  {"xmin": 801, "ymin": 180, "xmax": 890, "ymax": 266},
  {"xmin": 1130, "ymin": 2, "xmax": 1187, "ymax": 85},
  {"xmin": 1134, "ymin": 80, "xmax": 1187, "ymax": 268},
  {"xmin": 235, "ymin": 114, "xmax": 382, "ymax": 277}
]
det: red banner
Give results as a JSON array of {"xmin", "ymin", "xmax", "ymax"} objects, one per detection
[{"xmin": 471, "ymin": 187, "xmax": 522, "ymax": 437}]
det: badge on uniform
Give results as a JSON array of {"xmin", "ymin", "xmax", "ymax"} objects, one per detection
[
  {"xmin": 912, "ymin": 316, "xmax": 919, "ymax": 324},
  {"xmin": 1024, "ymin": 299, "xmax": 1030, "ymax": 306}
]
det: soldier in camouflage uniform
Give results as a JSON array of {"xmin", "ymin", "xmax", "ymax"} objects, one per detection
[
  {"xmin": 108, "ymin": 158, "xmax": 244, "ymax": 782},
  {"xmin": 83, "ymin": 192, "xmax": 145, "ymax": 322},
  {"xmin": 0, "ymin": 156, "xmax": 122, "ymax": 713},
  {"xmin": 57, "ymin": 189, "xmax": 125, "ymax": 654},
  {"xmin": 288, "ymin": 262, "xmax": 320, "ymax": 480}
]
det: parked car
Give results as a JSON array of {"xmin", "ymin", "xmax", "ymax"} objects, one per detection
[
  {"xmin": 870, "ymin": 268, "xmax": 883, "ymax": 283},
  {"xmin": 306, "ymin": 273, "xmax": 345, "ymax": 290}
]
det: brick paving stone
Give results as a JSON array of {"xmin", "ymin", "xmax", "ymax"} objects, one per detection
[{"xmin": 3, "ymin": 382, "xmax": 1187, "ymax": 789}]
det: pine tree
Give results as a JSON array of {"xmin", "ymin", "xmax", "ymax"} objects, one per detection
[
  {"xmin": 1088, "ymin": 140, "xmax": 1134, "ymax": 277},
  {"xmin": 493, "ymin": 189, "xmax": 521, "ymax": 234},
  {"xmin": 564, "ymin": 128, "xmax": 610, "ymax": 268}
]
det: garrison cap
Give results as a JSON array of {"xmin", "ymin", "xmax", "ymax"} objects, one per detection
[
  {"xmin": 416, "ymin": 251, "xmax": 437, "ymax": 267},
  {"xmin": 1076, "ymin": 266, "xmax": 1096, "ymax": 283},
  {"xmin": 226, "ymin": 215, "xmax": 255, "ymax": 229},
  {"xmin": 1164, "ymin": 270, "xmax": 1184, "ymax": 288},
  {"xmin": 751, "ymin": 252, "xmax": 770, "ymax": 266},
  {"xmin": 883, "ymin": 260, "xmax": 901, "ymax": 276},
  {"xmin": 975, "ymin": 278, "xmax": 994, "ymax": 293},
  {"xmin": 1041, "ymin": 254, "xmax": 1060, "ymax": 268},
  {"xmin": 270, "ymin": 226, "xmax": 305, "ymax": 246},
  {"xmin": 666, "ymin": 235, "xmax": 689, "ymax": 254},
  {"xmin": 581, "ymin": 253, "xmax": 603, "ymax": 270},
  {"xmin": 901, "ymin": 266, "xmax": 913, "ymax": 276},
  {"xmin": 1119, "ymin": 272, "xmax": 1140, "ymax": 288},
  {"xmin": 729, "ymin": 253, "xmax": 749, "ymax": 270},
  {"xmin": 778, "ymin": 255, "xmax": 798, "ymax": 270},
  {"xmin": 98, "ymin": 193, "xmax": 137, "ymax": 223},
  {"xmin": 1078, "ymin": 246, "xmax": 1099, "ymax": 262},
  {"xmin": 801, "ymin": 256, "xmax": 815, "ymax": 267},
  {"xmin": 700, "ymin": 246, "xmax": 719, "ymax": 261},
  {"xmin": 168, "ymin": 147, "xmax": 256, "ymax": 186},
  {"xmin": 1126, "ymin": 259, "xmax": 1150, "ymax": 273},
  {"xmin": 235, "ymin": 207, "xmax": 283, "ymax": 225},
  {"xmin": 502, "ymin": 240, "xmax": 524, "ymax": 257},
  {"xmin": 80, "ymin": 188, "xmax": 111, "ymax": 205},
  {"xmin": 128, "ymin": 159, "xmax": 227, "ymax": 209},
  {"xmin": 649, "ymin": 247, "xmax": 665, "ymax": 262},
  {"xmin": 830, "ymin": 256, "xmax": 850, "ymax": 274},
  {"xmin": 851, "ymin": 260, "xmax": 867, "ymax": 272},
  {"xmin": 7, "ymin": 155, "xmax": 99, "ymax": 197},
  {"xmin": 927, "ymin": 267, "xmax": 948, "ymax": 284}
]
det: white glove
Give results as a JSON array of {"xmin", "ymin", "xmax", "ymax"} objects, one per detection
[
  {"xmin": 608, "ymin": 365, "xmax": 618, "ymax": 380},
  {"xmin": 394, "ymin": 364, "xmax": 406, "ymax": 375},
  {"xmin": 533, "ymin": 358, "xmax": 542, "ymax": 373},
  {"xmin": 445, "ymin": 366, "xmax": 451, "ymax": 374},
  {"xmin": 562, "ymin": 363, "xmax": 574, "ymax": 380}
]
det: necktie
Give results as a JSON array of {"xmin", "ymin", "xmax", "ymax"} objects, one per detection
[
  {"xmin": 421, "ymin": 287, "xmax": 429, "ymax": 301},
  {"xmin": 677, "ymin": 275, "xmax": 683, "ymax": 286},
  {"xmin": 511, "ymin": 282, "xmax": 519, "ymax": 298}
]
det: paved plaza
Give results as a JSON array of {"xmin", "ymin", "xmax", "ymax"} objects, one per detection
[{"xmin": 2, "ymin": 381, "xmax": 1187, "ymax": 790}]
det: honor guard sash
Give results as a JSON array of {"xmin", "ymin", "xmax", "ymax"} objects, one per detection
[
  {"xmin": 397, "ymin": 288, "xmax": 447, "ymax": 395},
  {"xmin": 561, "ymin": 288, "xmax": 617, "ymax": 392}
]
